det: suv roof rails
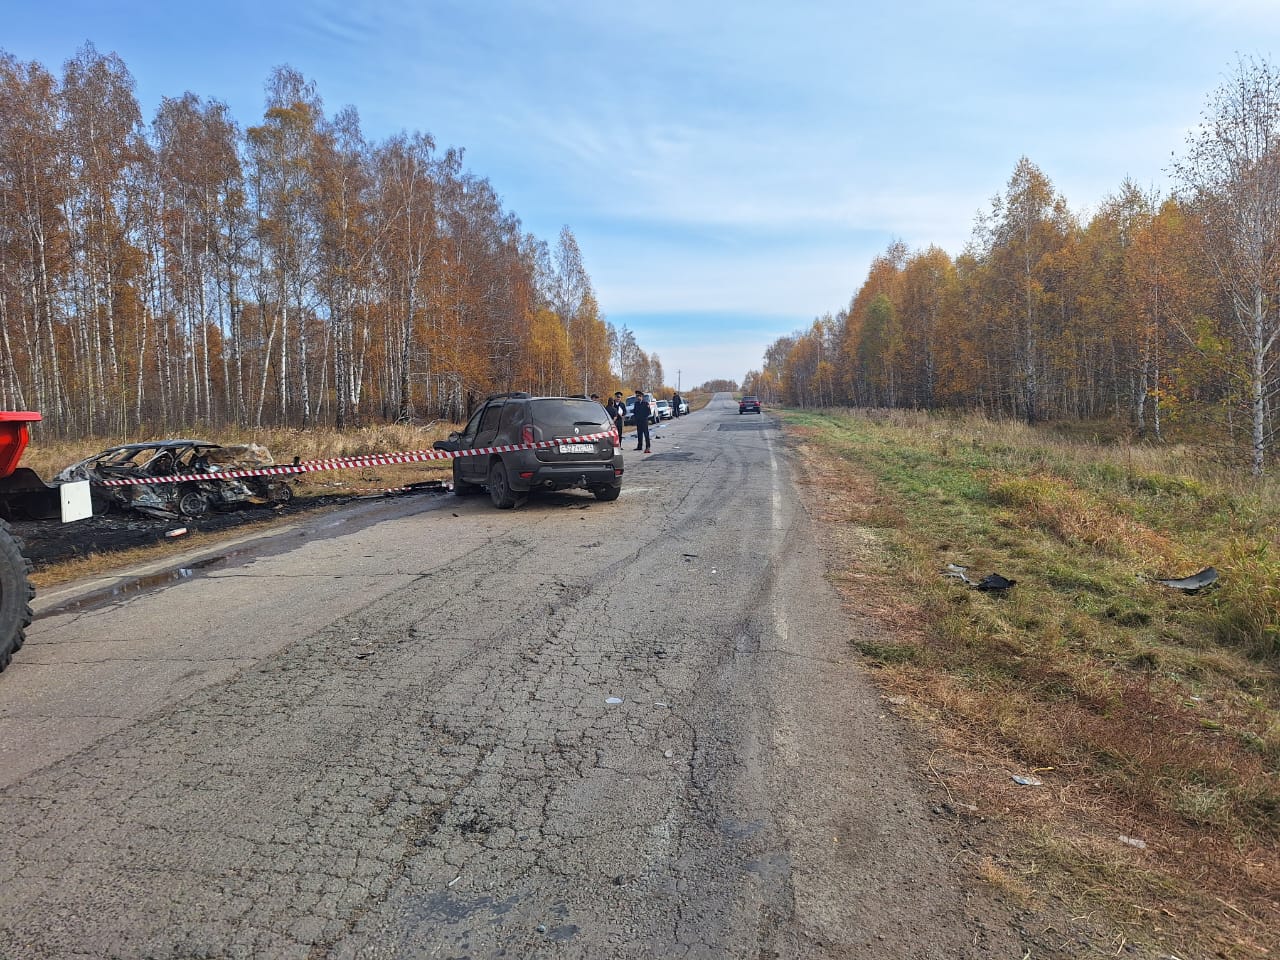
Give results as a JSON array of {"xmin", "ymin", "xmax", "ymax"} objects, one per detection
[{"xmin": 483, "ymin": 392, "xmax": 531, "ymax": 401}]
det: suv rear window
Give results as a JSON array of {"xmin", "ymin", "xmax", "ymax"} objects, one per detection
[{"xmin": 530, "ymin": 398, "xmax": 611, "ymax": 432}]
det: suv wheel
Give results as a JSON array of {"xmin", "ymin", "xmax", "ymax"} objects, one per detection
[
  {"xmin": 488, "ymin": 461, "xmax": 518, "ymax": 509},
  {"xmin": 593, "ymin": 485, "xmax": 621, "ymax": 502}
]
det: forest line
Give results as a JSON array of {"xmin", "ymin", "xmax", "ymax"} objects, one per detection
[
  {"xmin": 748, "ymin": 57, "xmax": 1280, "ymax": 476},
  {"xmin": 0, "ymin": 44, "xmax": 668, "ymax": 438}
]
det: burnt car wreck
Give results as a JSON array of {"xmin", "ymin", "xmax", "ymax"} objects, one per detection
[{"xmin": 53, "ymin": 440, "xmax": 293, "ymax": 520}]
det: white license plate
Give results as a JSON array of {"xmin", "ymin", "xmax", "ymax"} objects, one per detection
[{"xmin": 558, "ymin": 443, "xmax": 595, "ymax": 454}]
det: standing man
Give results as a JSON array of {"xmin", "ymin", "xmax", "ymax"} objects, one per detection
[
  {"xmin": 611, "ymin": 391, "xmax": 627, "ymax": 441},
  {"xmin": 671, "ymin": 391, "xmax": 682, "ymax": 418},
  {"xmin": 632, "ymin": 389, "xmax": 652, "ymax": 453}
]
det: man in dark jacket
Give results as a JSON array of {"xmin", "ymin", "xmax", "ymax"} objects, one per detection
[{"xmin": 632, "ymin": 389, "xmax": 652, "ymax": 453}]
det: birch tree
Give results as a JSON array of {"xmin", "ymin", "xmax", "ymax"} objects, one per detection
[
  {"xmin": 974, "ymin": 158, "xmax": 1075, "ymax": 423},
  {"xmin": 1174, "ymin": 57, "xmax": 1280, "ymax": 476}
]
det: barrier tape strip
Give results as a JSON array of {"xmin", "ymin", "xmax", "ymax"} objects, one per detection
[{"xmin": 95, "ymin": 431, "xmax": 618, "ymax": 487}]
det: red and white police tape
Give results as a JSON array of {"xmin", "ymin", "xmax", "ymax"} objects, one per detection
[{"xmin": 96, "ymin": 431, "xmax": 619, "ymax": 487}]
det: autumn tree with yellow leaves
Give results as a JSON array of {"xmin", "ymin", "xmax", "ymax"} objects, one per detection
[{"xmin": 0, "ymin": 45, "xmax": 660, "ymax": 436}]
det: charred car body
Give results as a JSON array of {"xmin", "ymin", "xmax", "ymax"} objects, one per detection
[{"xmin": 53, "ymin": 440, "xmax": 293, "ymax": 520}]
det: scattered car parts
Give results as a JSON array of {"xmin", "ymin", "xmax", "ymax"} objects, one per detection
[
  {"xmin": 944, "ymin": 564, "xmax": 1016, "ymax": 592},
  {"xmin": 1154, "ymin": 566, "xmax": 1218, "ymax": 593}
]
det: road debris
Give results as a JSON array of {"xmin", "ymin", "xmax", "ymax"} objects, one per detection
[
  {"xmin": 605, "ymin": 697, "xmax": 623, "ymax": 705},
  {"xmin": 1154, "ymin": 566, "xmax": 1218, "ymax": 593},
  {"xmin": 944, "ymin": 564, "xmax": 1016, "ymax": 592},
  {"xmin": 1011, "ymin": 774, "xmax": 1043, "ymax": 786},
  {"xmin": 976, "ymin": 573, "xmax": 1016, "ymax": 592},
  {"xmin": 1118, "ymin": 834, "xmax": 1148, "ymax": 850}
]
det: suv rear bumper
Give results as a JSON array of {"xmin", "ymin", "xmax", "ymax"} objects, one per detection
[{"xmin": 513, "ymin": 462, "xmax": 622, "ymax": 492}]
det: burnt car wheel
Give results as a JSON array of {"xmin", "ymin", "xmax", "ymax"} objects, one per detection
[
  {"xmin": 267, "ymin": 481, "xmax": 293, "ymax": 503},
  {"xmin": 487, "ymin": 461, "xmax": 517, "ymax": 509},
  {"xmin": 178, "ymin": 490, "xmax": 209, "ymax": 518},
  {"xmin": 0, "ymin": 520, "xmax": 35, "ymax": 673}
]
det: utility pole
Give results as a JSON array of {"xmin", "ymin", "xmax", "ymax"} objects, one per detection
[{"xmin": 677, "ymin": 370, "xmax": 681, "ymax": 392}]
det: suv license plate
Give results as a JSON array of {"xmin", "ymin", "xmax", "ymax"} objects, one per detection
[{"xmin": 558, "ymin": 443, "xmax": 595, "ymax": 454}]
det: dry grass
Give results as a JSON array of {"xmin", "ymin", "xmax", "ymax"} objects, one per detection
[
  {"xmin": 986, "ymin": 472, "xmax": 1181, "ymax": 566},
  {"xmin": 974, "ymin": 855, "xmax": 1037, "ymax": 904},
  {"xmin": 784, "ymin": 408, "xmax": 1280, "ymax": 959}
]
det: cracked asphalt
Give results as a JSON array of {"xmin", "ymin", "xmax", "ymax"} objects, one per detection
[{"xmin": 0, "ymin": 394, "xmax": 1020, "ymax": 958}]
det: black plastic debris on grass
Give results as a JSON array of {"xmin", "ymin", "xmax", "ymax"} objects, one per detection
[
  {"xmin": 1154, "ymin": 566, "xmax": 1218, "ymax": 594},
  {"xmin": 976, "ymin": 573, "xmax": 1016, "ymax": 592},
  {"xmin": 944, "ymin": 564, "xmax": 1016, "ymax": 592}
]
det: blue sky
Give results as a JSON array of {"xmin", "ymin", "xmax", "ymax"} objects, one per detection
[{"xmin": 5, "ymin": 0, "xmax": 1280, "ymax": 389}]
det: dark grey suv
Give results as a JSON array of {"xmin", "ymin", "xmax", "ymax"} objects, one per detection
[{"xmin": 433, "ymin": 393, "xmax": 624, "ymax": 508}]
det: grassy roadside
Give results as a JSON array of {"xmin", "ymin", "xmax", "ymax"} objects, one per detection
[{"xmin": 783, "ymin": 408, "xmax": 1278, "ymax": 959}]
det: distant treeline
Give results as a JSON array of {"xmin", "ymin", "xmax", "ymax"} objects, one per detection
[
  {"xmin": 0, "ymin": 44, "xmax": 667, "ymax": 438},
  {"xmin": 696, "ymin": 379, "xmax": 739, "ymax": 394},
  {"xmin": 749, "ymin": 58, "xmax": 1280, "ymax": 476}
]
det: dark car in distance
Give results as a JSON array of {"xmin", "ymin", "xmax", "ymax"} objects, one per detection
[
  {"xmin": 739, "ymin": 396, "xmax": 762, "ymax": 414},
  {"xmin": 433, "ymin": 393, "xmax": 623, "ymax": 508}
]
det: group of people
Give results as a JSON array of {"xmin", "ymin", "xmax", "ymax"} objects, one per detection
[{"xmin": 589, "ymin": 389, "xmax": 685, "ymax": 455}]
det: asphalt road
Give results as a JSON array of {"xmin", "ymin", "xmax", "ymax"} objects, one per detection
[{"xmin": 0, "ymin": 393, "xmax": 1018, "ymax": 959}]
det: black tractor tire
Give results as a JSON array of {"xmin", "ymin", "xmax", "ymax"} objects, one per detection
[
  {"xmin": 593, "ymin": 485, "xmax": 622, "ymax": 502},
  {"xmin": 487, "ymin": 461, "xmax": 518, "ymax": 509},
  {"xmin": 0, "ymin": 520, "xmax": 35, "ymax": 673}
]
